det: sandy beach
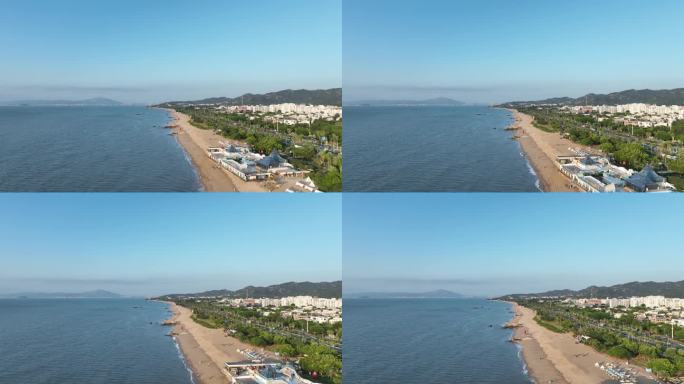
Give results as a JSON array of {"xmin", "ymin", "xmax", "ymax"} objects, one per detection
[
  {"xmin": 508, "ymin": 302, "xmax": 657, "ymax": 384},
  {"xmin": 165, "ymin": 302, "xmax": 278, "ymax": 384},
  {"xmin": 506, "ymin": 109, "xmax": 584, "ymax": 192},
  {"xmin": 164, "ymin": 109, "xmax": 266, "ymax": 192}
]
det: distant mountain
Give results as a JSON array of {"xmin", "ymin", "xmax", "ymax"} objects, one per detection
[
  {"xmin": 159, "ymin": 88, "xmax": 341, "ymax": 107},
  {"xmin": 500, "ymin": 280, "xmax": 684, "ymax": 300},
  {"xmin": 347, "ymin": 97, "xmax": 466, "ymax": 106},
  {"xmin": 345, "ymin": 289, "xmax": 464, "ymax": 299},
  {"xmin": 157, "ymin": 281, "xmax": 342, "ymax": 300},
  {"xmin": 500, "ymin": 88, "xmax": 684, "ymax": 107},
  {"xmin": 3, "ymin": 97, "xmax": 123, "ymax": 106},
  {"xmin": 0, "ymin": 289, "xmax": 124, "ymax": 299}
]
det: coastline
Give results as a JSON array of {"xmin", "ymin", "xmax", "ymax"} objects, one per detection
[
  {"xmin": 165, "ymin": 301, "xmax": 228, "ymax": 384},
  {"xmin": 505, "ymin": 108, "xmax": 580, "ymax": 192},
  {"xmin": 162, "ymin": 108, "xmax": 266, "ymax": 192},
  {"xmin": 163, "ymin": 301, "xmax": 280, "ymax": 384},
  {"xmin": 506, "ymin": 301, "xmax": 657, "ymax": 384}
]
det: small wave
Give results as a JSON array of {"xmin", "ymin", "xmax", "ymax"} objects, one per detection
[
  {"xmin": 171, "ymin": 137, "xmax": 203, "ymax": 191},
  {"xmin": 173, "ymin": 337, "xmax": 196, "ymax": 384},
  {"xmin": 515, "ymin": 343, "xmax": 535, "ymax": 383},
  {"xmin": 518, "ymin": 150, "xmax": 542, "ymax": 192}
]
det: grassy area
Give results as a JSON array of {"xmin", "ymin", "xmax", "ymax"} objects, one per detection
[
  {"xmin": 532, "ymin": 121, "xmax": 559, "ymax": 133},
  {"xmin": 191, "ymin": 314, "xmax": 222, "ymax": 329},
  {"xmin": 534, "ymin": 316, "xmax": 565, "ymax": 333},
  {"xmin": 667, "ymin": 174, "xmax": 684, "ymax": 191}
]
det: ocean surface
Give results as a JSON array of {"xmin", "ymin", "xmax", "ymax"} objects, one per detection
[
  {"xmin": 0, "ymin": 106, "xmax": 200, "ymax": 191},
  {"xmin": 343, "ymin": 298, "xmax": 531, "ymax": 384},
  {"xmin": 0, "ymin": 299, "xmax": 192, "ymax": 384},
  {"xmin": 343, "ymin": 106, "xmax": 540, "ymax": 192}
]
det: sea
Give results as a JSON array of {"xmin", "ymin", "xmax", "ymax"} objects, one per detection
[
  {"xmin": 343, "ymin": 105, "xmax": 540, "ymax": 192},
  {"xmin": 343, "ymin": 298, "xmax": 532, "ymax": 384},
  {"xmin": 0, "ymin": 106, "xmax": 201, "ymax": 192},
  {"xmin": 0, "ymin": 299, "xmax": 193, "ymax": 384}
]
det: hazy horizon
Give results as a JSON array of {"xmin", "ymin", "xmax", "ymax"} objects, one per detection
[
  {"xmin": 343, "ymin": 194, "xmax": 684, "ymax": 297},
  {"xmin": 344, "ymin": 0, "xmax": 684, "ymax": 104},
  {"xmin": 0, "ymin": 194, "xmax": 341, "ymax": 297},
  {"xmin": 0, "ymin": 279, "xmax": 341, "ymax": 298},
  {"xmin": 0, "ymin": 0, "xmax": 341, "ymax": 104},
  {"xmin": 343, "ymin": 84, "xmax": 684, "ymax": 105}
]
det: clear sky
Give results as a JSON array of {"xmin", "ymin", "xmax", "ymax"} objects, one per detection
[
  {"xmin": 343, "ymin": 194, "xmax": 684, "ymax": 297},
  {"xmin": 0, "ymin": 194, "xmax": 341, "ymax": 297},
  {"xmin": 344, "ymin": 0, "xmax": 684, "ymax": 104},
  {"xmin": 0, "ymin": 0, "xmax": 341, "ymax": 104}
]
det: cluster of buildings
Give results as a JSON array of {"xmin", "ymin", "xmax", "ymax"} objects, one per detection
[
  {"xmin": 568, "ymin": 296, "xmax": 684, "ymax": 326},
  {"xmin": 221, "ymin": 296, "xmax": 342, "ymax": 324},
  {"xmin": 565, "ymin": 104, "xmax": 684, "ymax": 128},
  {"xmin": 556, "ymin": 151, "xmax": 675, "ymax": 192},
  {"xmin": 216, "ymin": 103, "xmax": 342, "ymax": 126},
  {"xmin": 223, "ymin": 296, "xmax": 342, "ymax": 310},
  {"xmin": 207, "ymin": 144, "xmax": 319, "ymax": 192}
]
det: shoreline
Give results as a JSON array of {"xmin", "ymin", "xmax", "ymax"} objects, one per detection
[
  {"xmin": 164, "ymin": 301, "xmax": 232, "ymax": 384},
  {"xmin": 504, "ymin": 108, "xmax": 580, "ymax": 192},
  {"xmin": 505, "ymin": 301, "xmax": 658, "ymax": 384},
  {"xmin": 161, "ymin": 108, "xmax": 266, "ymax": 192},
  {"xmin": 162, "ymin": 301, "xmax": 282, "ymax": 384}
]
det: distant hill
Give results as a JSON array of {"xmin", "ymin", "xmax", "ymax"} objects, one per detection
[
  {"xmin": 345, "ymin": 289, "xmax": 464, "ymax": 299},
  {"xmin": 500, "ymin": 280, "xmax": 684, "ymax": 300},
  {"xmin": 500, "ymin": 88, "xmax": 684, "ymax": 107},
  {"xmin": 0, "ymin": 289, "xmax": 124, "ymax": 299},
  {"xmin": 2, "ymin": 97, "xmax": 123, "ymax": 106},
  {"xmin": 347, "ymin": 97, "xmax": 466, "ymax": 107},
  {"xmin": 159, "ymin": 88, "xmax": 341, "ymax": 107},
  {"xmin": 158, "ymin": 281, "xmax": 342, "ymax": 300}
]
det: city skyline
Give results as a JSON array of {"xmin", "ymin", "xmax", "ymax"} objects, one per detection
[
  {"xmin": 343, "ymin": 194, "xmax": 684, "ymax": 297},
  {"xmin": 343, "ymin": 0, "xmax": 684, "ymax": 103},
  {"xmin": 0, "ymin": 194, "xmax": 341, "ymax": 296},
  {"xmin": 0, "ymin": 0, "xmax": 341, "ymax": 104}
]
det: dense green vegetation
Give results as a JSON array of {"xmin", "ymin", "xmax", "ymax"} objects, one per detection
[
  {"xmin": 519, "ymin": 299, "xmax": 684, "ymax": 379},
  {"xmin": 179, "ymin": 300, "xmax": 341, "ymax": 384},
  {"xmin": 176, "ymin": 107, "xmax": 342, "ymax": 192}
]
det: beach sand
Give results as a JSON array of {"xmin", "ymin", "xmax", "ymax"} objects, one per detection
[
  {"xmin": 507, "ymin": 109, "xmax": 585, "ymax": 192},
  {"xmin": 509, "ymin": 302, "xmax": 656, "ymax": 384},
  {"xmin": 165, "ymin": 109, "xmax": 266, "ymax": 192},
  {"xmin": 166, "ymin": 302, "xmax": 279, "ymax": 384}
]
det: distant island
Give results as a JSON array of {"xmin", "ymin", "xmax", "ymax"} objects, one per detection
[
  {"xmin": 500, "ymin": 87, "xmax": 684, "ymax": 107},
  {"xmin": 0, "ymin": 289, "xmax": 124, "ymax": 299},
  {"xmin": 158, "ymin": 88, "xmax": 342, "ymax": 107},
  {"xmin": 345, "ymin": 289, "xmax": 464, "ymax": 299},
  {"xmin": 345, "ymin": 97, "xmax": 466, "ymax": 107},
  {"xmin": 156, "ymin": 280, "xmax": 342, "ymax": 300},
  {"xmin": 499, "ymin": 280, "xmax": 684, "ymax": 300},
  {"xmin": 1, "ymin": 97, "xmax": 124, "ymax": 107}
]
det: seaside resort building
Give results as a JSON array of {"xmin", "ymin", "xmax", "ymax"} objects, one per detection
[
  {"xmin": 555, "ymin": 154, "xmax": 675, "ymax": 193},
  {"xmin": 207, "ymin": 145, "xmax": 317, "ymax": 191},
  {"xmin": 226, "ymin": 362, "xmax": 320, "ymax": 384}
]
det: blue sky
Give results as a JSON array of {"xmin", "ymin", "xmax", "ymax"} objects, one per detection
[
  {"xmin": 0, "ymin": 194, "xmax": 341, "ymax": 296},
  {"xmin": 343, "ymin": 194, "xmax": 684, "ymax": 297},
  {"xmin": 344, "ymin": 0, "xmax": 684, "ymax": 103},
  {"xmin": 0, "ymin": 0, "xmax": 341, "ymax": 104}
]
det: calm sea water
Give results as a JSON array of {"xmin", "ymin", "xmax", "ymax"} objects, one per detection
[
  {"xmin": 343, "ymin": 106, "xmax": 540, "ymax": 192},
  {"xmin": 343, "ymin": 298, "xmax": 531, "ymax": 384},
  {"xmin": 0, "ymin": 299, "xmax": 192, "ymax": 384},
  {"xmin": 0, "ymin": 106, "xmax": 200, "ymax": 191}
]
